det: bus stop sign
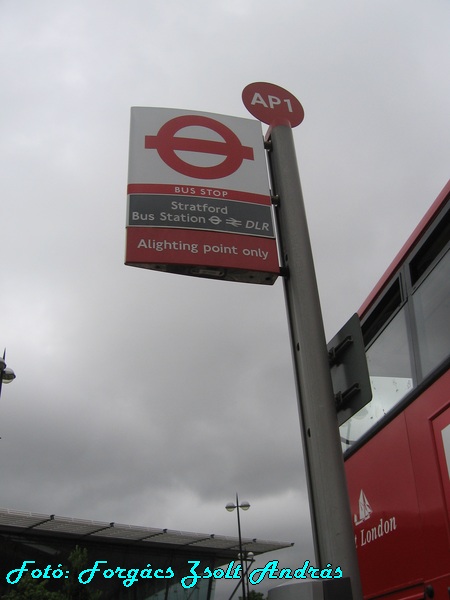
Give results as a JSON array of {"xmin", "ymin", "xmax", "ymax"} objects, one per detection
[{"xmin": 125, "ymin": 107, "xmax": 280, "ymax": 284}]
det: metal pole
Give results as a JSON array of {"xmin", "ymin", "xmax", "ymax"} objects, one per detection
[
  {"xmin": 0, "ymin": 349, "xmax": 6, "ymax": 398},
  {"xmin": 235, "ymin": 494, "xmax": 247, "ymax": 600},
  {"xmin": 267, "ymin": 124, "xmax": 362, "ymax": 600}
]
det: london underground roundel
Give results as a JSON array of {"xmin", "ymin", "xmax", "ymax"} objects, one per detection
[{"xmin": 144, "ymin": 115, "xmax": 255, "ymax": 180}]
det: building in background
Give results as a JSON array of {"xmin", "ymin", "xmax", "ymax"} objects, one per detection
[{"xmin": 0, "ymin": 508, "xmax": 292, "ymax": 600}]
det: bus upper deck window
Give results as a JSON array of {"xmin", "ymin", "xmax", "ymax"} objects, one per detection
[
  {"xmin": 340, "ymin": 189, "xmax": 449, "ymax": 453},
  {"xmin": 412, "ymin": 248, "xmax": 450, "ymax": 378},
  {"xmin": 364, "ymin": 278, "xmax": 414, "ymax": 417},
  {"xmin": 341, "ymin": 280, "xmax": 414, "ymax": 449},
  {"xmin": 365, "ymin": 305, "xmax": 414, "ymax": 413},
  {"xmin": 409, "ymin": 206, "xmax": 449, "ymax": 379}
]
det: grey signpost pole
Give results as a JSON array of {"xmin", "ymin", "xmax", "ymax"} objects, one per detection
[{"xmin": 266, "ymin": 122, "xmax": 363, "ymax": 599}]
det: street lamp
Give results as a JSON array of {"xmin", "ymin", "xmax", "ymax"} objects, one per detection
[
  {"xmin": 243, "ymin": 551, "xmax": 254, "ymax": 600},
  {"xmin": 226, "ymin": 494, "xmax": 250, "ymax": 600},
  {"xmin": 0, "ymin": 349, "xmax": 16, "ymax": 398}
]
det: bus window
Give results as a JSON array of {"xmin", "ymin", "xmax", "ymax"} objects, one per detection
[
  {"xmin": 338, "ymin": 191, "xmax": 449, "ymax": 452},
  {"xmin": 366, "ymin": 305, "xmax": 414, "ymax": 410},
  {"xmin": 340, "ymin": 280, "xmax": 414, "ymax": 450},
  {"xmin": 340, "ymin": 305, "xmax": 414, "ymax": 449},
  {"xmin": 412, "ymin": 248, "xmax": 450, "ymax": 379},
  {"xmin": 442, "ymin": 422, "xmax": 450, "ymax": 480}
]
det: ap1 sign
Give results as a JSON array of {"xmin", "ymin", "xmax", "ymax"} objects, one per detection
[{"xmin": 242, "ymin": 82, "xmax": 304, "ymax": 128}]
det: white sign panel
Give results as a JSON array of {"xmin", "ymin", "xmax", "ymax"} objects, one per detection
[
  {"xmin": 128, "ymin": 107, "xmax": 271, "ymax": 195},
  {"xmin": 126, "ymin": 107, "xmax": 279, "ymax": 284}
]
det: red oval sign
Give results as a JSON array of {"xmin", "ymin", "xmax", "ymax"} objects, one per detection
[
  {"xmin": 144, "ymin": 115, "xmax": 254, "ymax": 179},
  {"xmin": 242, "ymin": 82, "xmax": 304, "ymax": 128}
]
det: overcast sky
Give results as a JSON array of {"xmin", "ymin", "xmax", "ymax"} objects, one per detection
[{"xmin": 0, "ymin": 0, "xmax": 449, "ymax": 597}]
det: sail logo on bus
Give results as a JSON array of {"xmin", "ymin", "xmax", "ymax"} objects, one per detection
[
  {"xmin": 353, "ymin": 490, "xmax": 397, "ymax": 548},
  {"xmin": 354, "ymin": 490, "xmax": 372, "ymax": 525}
]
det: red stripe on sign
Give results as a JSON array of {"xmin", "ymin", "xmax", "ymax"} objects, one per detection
[
  {"xmin": 127, "ymin": 183, "xmax": 272, "ymax": 205},
  {"xmin": 125, "ymin": 228, "xmax": 280, "ymax": 273},
  {"xmin": 145, "ymin": 135, "xmax": 254, "ymax": 159}
]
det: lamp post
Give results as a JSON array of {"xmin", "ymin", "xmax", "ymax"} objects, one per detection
[
  {"xmin": 226, "ymin": 494, "xmax": 250, "ymax": 600},
  {"xmin": 244, "ymin": 552, "xmax": 254, "ymax": 600},
  {"xmin": 0, "ymin": 349, "xmax": 16, "ymax": 399}
]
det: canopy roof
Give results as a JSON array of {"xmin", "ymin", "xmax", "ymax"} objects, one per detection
[{"xmin": 0, "ymin": 507, "xmax": 293, "ymax": 558}]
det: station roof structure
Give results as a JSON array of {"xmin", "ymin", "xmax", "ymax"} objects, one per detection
[{"xmin": 0, "ymin": 507, "xmax": 293, "ymax": 560}]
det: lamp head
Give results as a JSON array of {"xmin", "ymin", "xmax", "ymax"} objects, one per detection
[{"xmin": 2, "ymin": 367, "xmax": 16, "ymax": 383}]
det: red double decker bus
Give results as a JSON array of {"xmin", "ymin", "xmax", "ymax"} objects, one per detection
[{"xmin": 341, "ymin": 180, "xmax": 450, "ymax": 599}]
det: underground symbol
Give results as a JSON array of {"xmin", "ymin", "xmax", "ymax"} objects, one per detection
[{"xmin": 144, "ymin": 115, "xmax": 255, "ymax": 180}]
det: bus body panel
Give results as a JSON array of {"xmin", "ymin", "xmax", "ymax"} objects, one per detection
[
  {"xmin": 345, "ymin": 370, "xmax": 450, "ymax": 598},
  {"xmin": 341, "ymin": 180, "xmax": 450, "ymax": 599},
  {"xmin": 405, "ymin": 372, "xmax": 450, "ymax": 596}
]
